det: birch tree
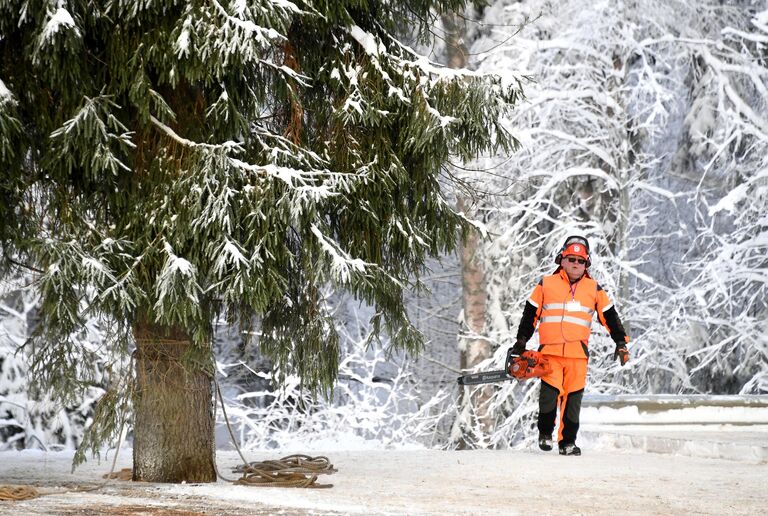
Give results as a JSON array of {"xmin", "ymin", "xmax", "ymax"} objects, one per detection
[{"xmin": 439, "ymin": 10, "xmax": 498, "ymax": 447}]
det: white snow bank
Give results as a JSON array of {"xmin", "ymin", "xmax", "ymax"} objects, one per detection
[
  {"xmin": 580, "ymin": 395, "xmax": 768, "ymax": 464},
  {"xmin": 586, "ymin": 430, "xmax": 768, "ymax": 464},
  {"xmin": 581, "ymin": 404, "xmax": 768, "ymax": 425}
]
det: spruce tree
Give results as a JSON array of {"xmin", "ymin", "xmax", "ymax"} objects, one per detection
[{"xmin": 0, "ymin": 0, "xmax": 520, "ymax": 481}]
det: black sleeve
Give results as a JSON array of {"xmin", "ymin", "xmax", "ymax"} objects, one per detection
[
  {"xmin": 603, "ymin": 306, "xmax": 628, "ymax": 346},
  {"xmin": 515, "ymin": 301, "xmax": 538, "ymax": 343}
]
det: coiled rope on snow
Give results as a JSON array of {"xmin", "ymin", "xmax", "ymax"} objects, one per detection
[
  {"xmin": 232, "ymin": 454, "xmax": 337, "ymax": 488},
  {"xmin": 0, "ymin": 485, "xmax": 39, "ymax": 501}
]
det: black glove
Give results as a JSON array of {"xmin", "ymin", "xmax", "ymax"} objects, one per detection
[
  {"xmin": 511, "ymin": 339, "xmax": 526, "ymax": 356},
  {"xmin": 613, "ymin": 345, "xmax": 629, "ymax": 366}
]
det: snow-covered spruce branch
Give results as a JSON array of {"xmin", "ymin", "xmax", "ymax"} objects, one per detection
[
  {"xmin": 149, "ymin": 115, "xmax": 243, "ymax": 151},
  {"xmin": 149, "ymin": 116, "xmax": 367, "ymax": 202},
  {"xmin": 310, "ymin": 225, "xmax": 370, "ymax": 284},
  {"xmin": 51, "ymin": 96, "xmax": 136, "ymax": 176}
]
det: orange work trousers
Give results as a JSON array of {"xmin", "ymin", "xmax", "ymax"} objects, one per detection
[{"xmin": 537, "ymin": 355, "xmax": 588, "ymax": 445}]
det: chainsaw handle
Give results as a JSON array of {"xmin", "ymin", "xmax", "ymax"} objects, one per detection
[
  {"xmin": 504, "ymin": 347, "xmax": 522, "ymax": 372},
  {"xmin": 613, "ymin": 345, "xmax": 630, "ymax": 366}
]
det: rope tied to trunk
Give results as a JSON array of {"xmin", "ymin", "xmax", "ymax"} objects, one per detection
[
  {"xmin": 214, "ymin": 379, "xmax": 337, "ymax": 488},
  {"xmin": 0, "ymin": 485, "xmax": 39, "ymax": 501}
]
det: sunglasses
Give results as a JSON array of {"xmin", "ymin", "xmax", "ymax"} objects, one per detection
[{"xmin": 565, "ymin": 257, "xmax": 586, "ymax": 265}]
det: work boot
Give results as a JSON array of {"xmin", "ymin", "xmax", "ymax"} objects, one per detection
[
  {"xmin": 558, "ymin": 443, "xmax": 581, "ymax": 456},
  {"xmin": 538, "ymin": 434, "xmax": 553, "ymax": 451}
]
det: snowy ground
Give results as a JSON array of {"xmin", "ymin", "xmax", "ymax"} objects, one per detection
[
  {"xmin": 1, "ymin": 442, "xmax": 766, "ymax": 515},
  {"xmin": 3, "ymin": 397, "xmax": 767, "ymax": 514}
]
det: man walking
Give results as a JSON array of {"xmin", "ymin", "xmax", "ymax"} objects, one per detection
[{"xmin": 512, "ymin": 235, "xmax": 630, "ymax": 456}]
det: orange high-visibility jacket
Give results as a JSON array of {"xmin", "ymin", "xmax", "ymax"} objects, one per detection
[{"xmin": 526, "ymin": 269, "xmax": 625, "ymax": 358}]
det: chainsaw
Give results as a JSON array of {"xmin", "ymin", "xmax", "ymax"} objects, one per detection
[{"xmin": 457, "ymin": 349, "xmax": 552, "ymax": 386}]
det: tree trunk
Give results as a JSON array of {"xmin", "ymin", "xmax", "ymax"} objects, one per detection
[
  {"xmin": 132, "ymin": 321, "xmax": 216, "ymax": 483},
  {"xmin": 443, "ymin": 12, "xmax": 494, "ymax": 445},
  {"xmin": 609, "ymin": 51, "xmax": 635, "ymax": 305},
  {"xmin": 457, "ymin": 196, "xmax": 494, "ymax": 442},
  {"xmin": 616, "ymin": 170, "xmax": 632, "ymax": 304}
]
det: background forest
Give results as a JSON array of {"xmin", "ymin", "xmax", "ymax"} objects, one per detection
[{"xmin": 2, "ymin": 0, "xmax": 766, "ymax": 454}]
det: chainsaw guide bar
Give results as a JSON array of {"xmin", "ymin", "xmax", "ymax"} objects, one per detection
[
  {"xmin": 457, "ymin": 350, "xmax": 553, "ymax": 385},
  {"xmin": 456, "ymin": 369, "xmax": 511, "ymax": 385}
]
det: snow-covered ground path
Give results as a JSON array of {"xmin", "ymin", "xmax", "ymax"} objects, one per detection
[{"xmin": 1, "ymin": 446, "xmax": 766, "ymax": 515}]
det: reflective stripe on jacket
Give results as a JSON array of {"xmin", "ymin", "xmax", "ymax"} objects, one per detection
[{"xmin": 528, "ymin": 269, "xmax": 615, "ymax": 358}]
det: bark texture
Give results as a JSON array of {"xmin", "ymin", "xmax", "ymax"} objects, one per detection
[{"xmin": 132, "ymin": 322, "xmax": 216, "ymax": 483}]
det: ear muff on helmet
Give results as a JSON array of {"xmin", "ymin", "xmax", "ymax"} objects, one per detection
[{"xmin": 554, "ymin": 235, "xmax": 591, "ymax": 267}]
